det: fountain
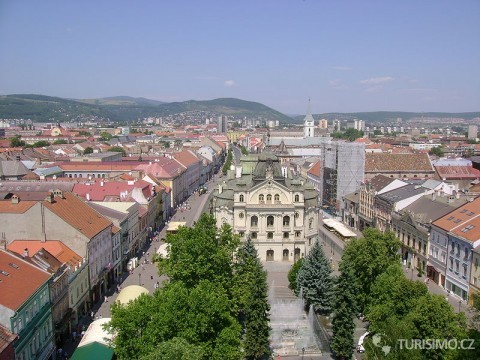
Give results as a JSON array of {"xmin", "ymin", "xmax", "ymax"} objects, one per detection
[{"xmin": 269, "ymin": 282, "xmax": 325, "ymax": 356}]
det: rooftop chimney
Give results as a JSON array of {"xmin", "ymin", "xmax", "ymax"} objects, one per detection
[
  {"xmin": 86, "ymin": 193, "xmax": 91, "ymax": 201},
  {"xmin": 23, "ymin": 248, "xmax": 29, "ymax": 258}
]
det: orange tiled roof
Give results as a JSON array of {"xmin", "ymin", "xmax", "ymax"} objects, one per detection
[
  {"xmin": 0, "ymin": 200, "xmax": 37, "ymax": 214},
  {"xmin": 307, "ymin": 161, "xmax": 322, "ymax": 177},
  {"xmin": 7, "ymin": 240, "xmax": 83, "ymax": 268},
  {"xmin": 43, "ymin": 192, "xmax": 112, "ymax": 239},
  {"xmin": 433, "ymin": 197, "xmax": 480, "ymax": 233},
  {"xmin": 0, "ymin": 250, "xmax": 51, "ymax": 310}
]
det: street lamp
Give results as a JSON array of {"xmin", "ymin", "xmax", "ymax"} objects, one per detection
[{"xmin": 138, "ymin": 273, "xmax": 141, "ymax": 286}]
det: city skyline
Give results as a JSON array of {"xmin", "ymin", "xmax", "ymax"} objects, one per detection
[{"xmin": 0, "ymin": 0, "xmax": 479, "ymax": 115}]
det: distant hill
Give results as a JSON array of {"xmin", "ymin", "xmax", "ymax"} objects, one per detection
[
  {"xmin": 77, "ymin": 96, "xmax": 166, "ymax": 106},
  {"xmin": 292, "ymin": 111, "xmax": 480, "ymax": 124},
  {"xmin": 0, "ymin": 94, "xmax": 292, "ymax": 123}
]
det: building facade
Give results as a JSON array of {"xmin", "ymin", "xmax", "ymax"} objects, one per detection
[{"xmin": 212, "ymin": 153, "xmax": 319, "ymax": 262}]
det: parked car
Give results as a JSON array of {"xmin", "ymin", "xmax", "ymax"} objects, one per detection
[{"xmin": 357, "ymin": 331, "xmax": 370, "ymax": 353}]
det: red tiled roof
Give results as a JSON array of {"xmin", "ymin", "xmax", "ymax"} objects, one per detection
[
  {"xmin": 435, "ymin": 166, "xmax": 480, "ymax": 179},
  {"xmin": 73, "ymin": 179, "xmax": 152, "ymax": 201},
  {"xmin": 0, "ymin": 250, "xmax": 51, "ymax": 310},
  {"xmin": 365, "ymin": 153, "xmax": 433, "ymax": 172},
  {"xmin": 307, "ymin": 161, "xmax": 322, "ymax": 177},
  {"xmin": 43, "ymin": 192, "xmax": 112, "ymax": 239},
  {"xmin": 7, "ymin": 240, "xmax": 83, "ymax": 268},
  {"xmin": 173, "ymin": 150, "xmax": 200, "ymax": 168},
  {"xmin": 136, "ymin": 158, "xmax": 185, "ymax": 178}
]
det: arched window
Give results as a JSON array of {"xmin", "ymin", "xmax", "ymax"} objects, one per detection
[
  {"xmin": 274, "ymin": 194, "xmax": 280, "ymax": 202},
  {"xmin": 294, "ymin": 194, "xmax": 299, "ymax": 202},
  {"xmin": 283, "ymin": 232, "xmax": 289, "ymax": 239},
  {"xmin": 267, "ymin": 215, "xmax": 274, "ymax": 227},
  {"xmin": 267, "ymin": 232, "xmax": 273, "ymax": 239},
  {"xmin": 251, "ymin": 232, "xmax": 257, "ymax": 239},
  {"xmin": 259, "ymin": 194, "xmax": 264, "ymax": 202},
  {"xmin": 283, "ymin": 249, "xmax": 289, "ymax": 261},
  {"xmin": 266, "ymin": 250, "xmax": 274, "ymax": 261},
  {"xmin": 239, "ymin": 194, "xmax": 244, "ymax": 202},
  {"xmin": 266, "ymin": 194, "xmax": 272, "ymax": 203},
  {"xmin": 239, "ymin": 212, "xmax": 244, "ymax": 219},
  {"xmin": 251, "ymin": 216, "xmax": 258, "ymax": 227},
  {"xmin": 283, "ymin": 216, "xmax": 290, "ymax": 226}
]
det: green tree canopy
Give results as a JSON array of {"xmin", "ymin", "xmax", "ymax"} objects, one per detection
[
  {"xmin": 287, "ymin": 258, "xmax": 304, "ymax": 295},
  {"xmin": 83, "ymin": 147, "xmax": 94, "ymax": 155},
  {"xmin": 340, "ymin": 228, "xmax": 401, "ymax": 312},
  {"xmin": 296, "ymin": 240, "xmax": 334, "ymax": 314},
  {"xmin": 100, "ymin": 131, "xmax": 113, "ymax": 141},
  {"xmin": 9, "ymin": 135, "xmax": 25, "ymax": 147}
]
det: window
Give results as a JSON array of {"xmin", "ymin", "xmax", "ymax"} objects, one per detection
[
  {"xmin": 259, "ymin": 194, "xmax": 264, "ymax": 202},
  {"xmin": 267, "ymin": 232, "xmax": 273, "ymax": 239},
  {"xmin": 251, "ymin": 232, "xmax": 257, "ymax": 239},
  {"xmin": 283, "ymin": 232, "xmax": 289, "ymax": 239},
  {"xmin": 309, "ymin": 218, "xmax": 313, "ymax": 229},
  {"xmin": 283, "ymin": 216, "xmax": 290, "ymax": 226},
  {"xmin": 449, "ymin": 257, "xmax": 453, "ymax": 271},
  {"xmin": 239, "ymin": 194, "xmax": 244, "ymax": 202},
  {"xmin": 239, "ymin": 231, "xmax": 244, "ymax": 237},
  {"xmin": 266, "ymin": 194, "xmax": 272, "ymax": 203},
  {"xmin": 295, "ymin": 231, "xmax": 301, "ymax": 238},
  {"xmin": 274, "ymin": 194, "xmax": 280, "ymax": 202},
  {"xmin": 294, "ymin": 194, "xmax": 299, "ymax": 202},
  {"xmin": 239, "ymin": 212, "xmax": 244, "ymax": 219},
  {"xmin": 462, "ymin": 265, "xmax": 467, "ymax": 279},
  {"xmin": 251, "ymin": 216, "xmax": 258, "ymax": 227},
  {"xmin": 267, "ymin": 215, "xmax": 274, "ymax": 227}
]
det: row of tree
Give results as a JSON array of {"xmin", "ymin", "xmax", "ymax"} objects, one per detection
[
  {"xmin": 107, "ymin": 214, "xmax": 271, "ymax": 360},
  {"xmin": 222, "ymin": 149, "xmax": 234, "ymax": 174},
  {"xmin": 289, "ymin": 228, "xmax": 479, "ymax": 359}
]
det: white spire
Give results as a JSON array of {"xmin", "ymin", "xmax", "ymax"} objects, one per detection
[{"xmin": 303, "ymin": 98, "xmax": 315, "ymax": 138}]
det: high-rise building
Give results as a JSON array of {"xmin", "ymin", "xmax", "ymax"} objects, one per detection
[
  {"xmin": 468, "ymin": 125, "xmax": 478, "ymax": 140},
  {"xmin": 318, "ymin": 119, "xmax": 328, "ymax": 129},
  {"xmin": 217, "ymin": 115, "xmax": 228, "ymax": 133}
]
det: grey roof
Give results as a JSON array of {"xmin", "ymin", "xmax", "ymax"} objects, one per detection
[
  {"xmin": 0, "ymin": 161, "xmax": 29, "ymax": 177},
  {"xmin": 421, "ymin": 179, "xmax": 442, "ymax": 190},
  {"xmin": 401, "ymin": 194, "xmax": 470, "ymax": 223},
  {"xmin": 33, "ymin": 166, "xmax": 64, "ymax": 177},
  {"xmin": 87, "ymin": 202, "xmax": 127, "ymax": 222},
  {"xmin": 344, "ymin": 191, "xmax": 360, "ymax": 203},
  {"xmin": 377, "ymin": 183, "xmax": 427, "ymax": 204},
  {"xmin": 0, "ymin": 181, "xmax": 75, "ymax": 193},
  {"xmin": 369, "ymin": 174, "xmax": 398, "ymax": 191}
]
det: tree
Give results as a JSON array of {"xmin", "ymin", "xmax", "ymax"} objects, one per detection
[
  {"xmin": 233, "ymin": 236, "xmax": 271, "ymax": 359},
  {"xmin": 9, "ymin": 135, "xmax": 25, "ymax": 147},
  {"xmin": 32, "ymin": 140, "xmax": 50, "ymax": 147},
  {"xmin": 296, "ymin": 240, "xmax": 334, "ymax": 314},
  {"xmin": 341, "ymin": 228, "xmax": 401, "ymax": 312},
  {"xmin": 287, "ymin": 258, "xmax": 304, "ymax": 295},
  {"xmin": 140, "ymin": 338, "xmax": 204, "ymax": 360},
  {"xmin": 53, "ymin": 139, "xmax": 68, "ymax": 145},
  {"xmin": 330, "ymin": 265, "xmax": 358, "ymax": 359},
  {"xmin": 78, "ymin": 130, "xmax": 92, "ymax": 137},
  {"xmin": 100, "ymin": 131, "xmax": 113, "ymax": 141},
  {"xmin": 158, "ymin": 214, "xmax": 238, "ymax": 289},
  {"xmin": 366, "ymin": 264, "xmax": 428, "ymax": 333},
  {"xmin": 109, "ymin": 146, "xmax": 126, "ymax": 156},
  {"xmin": 83, "ymin": 147, "xmax": 94, "ymax": 155},
  {"xmin": 429, "ymin": 146, "xmax": 444, "ymax": 157}
]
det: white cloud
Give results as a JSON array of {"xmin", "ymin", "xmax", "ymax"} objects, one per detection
[
  {"xmin": 329, "ymin": 79, "xmax": 342, "ymax": 86},
  {"xmin": 224, "ymin": 80, "xmax": 236, "ymax": 87},
  {"xmin": 333, "ymin": 66, "xmax": 352, "ymax": 71},
  {"xmin": 360, "ymin": 76, "xmax": 394, "ymax": 85}
]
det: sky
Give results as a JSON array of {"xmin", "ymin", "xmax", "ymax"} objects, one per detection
[{"xmin": 0, "ymin": 0, "xmax": 479, "ymax": 115}]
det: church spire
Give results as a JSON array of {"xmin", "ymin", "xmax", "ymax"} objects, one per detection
[
  {"xmin": 303, "ymin": 98, "xmax": 315, "ymax": 138},
  {"xmin": 306, "ymin": 97, "xmax": 311, "ymax": 115}
]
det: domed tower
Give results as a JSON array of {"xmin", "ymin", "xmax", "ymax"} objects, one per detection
[{"xmin": 303, "ymin": 98, "xmax": 315, "ymax": 138}]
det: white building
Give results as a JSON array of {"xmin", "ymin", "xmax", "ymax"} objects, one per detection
[{"xmin": 212, "ymin": 153, "xmax": 319, "ymax": 262}]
